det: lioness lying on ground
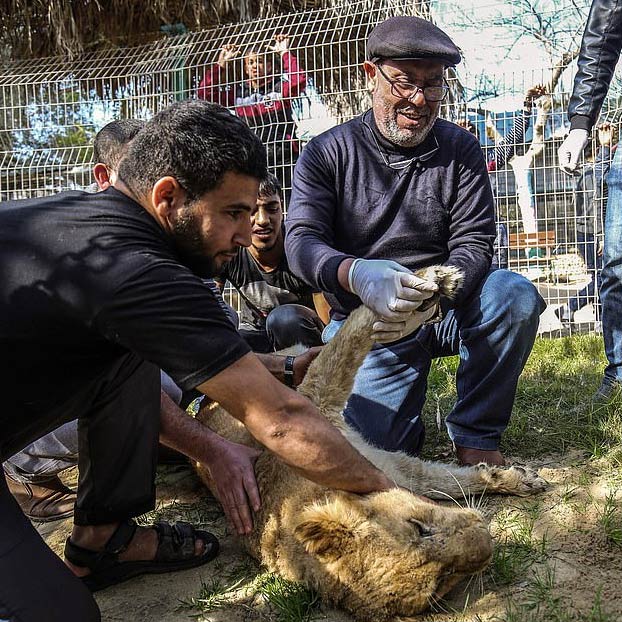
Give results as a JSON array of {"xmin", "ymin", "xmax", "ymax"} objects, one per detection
[{"xmin": 195, "ymin": 267, "xmax": 547, "ymax": 621}]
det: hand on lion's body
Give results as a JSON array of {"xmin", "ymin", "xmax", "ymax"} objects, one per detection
[{"xmin": 194, "ymin": 266, "xmax": 548, "ymax": 620}]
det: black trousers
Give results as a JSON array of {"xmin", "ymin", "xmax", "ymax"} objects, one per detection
[
  {"xmin": 0, "ymin": 352, "xmax": 160, "ymax": 620},
  {"xmin": 239, "ymin": 304, "xmax": 324, "ymax": 353},
  {"xmin": 0, "ymin": 475, "xmax": 100, "ymax": 622}
]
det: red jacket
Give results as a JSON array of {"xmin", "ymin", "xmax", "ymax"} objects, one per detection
[{"xmin": 197, "ymin": 52, "xmax": 306, "ymax": 122}]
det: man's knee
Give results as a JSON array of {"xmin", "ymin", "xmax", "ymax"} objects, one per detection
[
  {"xmin": 484, "ymin": 269, "xmax": 545, "ymax": 324},
  {"xmin": 344, "ymin": 394, "xmax": 426, "ymax": 456},
  {"xmin": 266, "ymin": 304, "xmax": 314, "ymax": 331},
  {"xmin": 84, "ymin": 353, "xmax": 160, "ymax": 432},
  {"xmin": 266, "ymin": 304, "xmax": 323, "ymax": 349}
]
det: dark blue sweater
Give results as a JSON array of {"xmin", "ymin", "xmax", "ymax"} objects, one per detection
[{"xmin": 285, "ymin": 111, "xmax": 495, "ymax": 318}]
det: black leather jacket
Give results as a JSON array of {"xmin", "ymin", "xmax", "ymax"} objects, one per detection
[{"xmin": 568, "ymin": 0, "xmax": 622, "ymax": 132}]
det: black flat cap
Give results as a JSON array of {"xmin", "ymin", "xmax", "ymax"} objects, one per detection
[{"xmin": 367, "ymin": 16, "xmax": 461, "ymax": 67}]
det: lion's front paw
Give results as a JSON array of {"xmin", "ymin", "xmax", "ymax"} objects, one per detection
[{"xmin": 477, "ymin": 463, "xmax": 549, "ymax": 497}]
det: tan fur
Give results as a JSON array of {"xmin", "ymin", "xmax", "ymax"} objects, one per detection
[{"xmin": 194, "ymin": 266, "xmax": 547, "ymax": 620}]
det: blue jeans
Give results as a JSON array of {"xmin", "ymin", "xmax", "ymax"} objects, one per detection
[
  {"xmin": 323, "ymin": 270, "xmax": 545, "ymax": 455},
  {"xmin": 569, "ymin": 231, "xmax": 602, "ymax": 315},
  {"xmin": 602, "ymin": 145, "xmax": 622, "ymax": 383},
  {"xmin": 492, "ymin": 222, "xmax": 509, "ymax": 270}
]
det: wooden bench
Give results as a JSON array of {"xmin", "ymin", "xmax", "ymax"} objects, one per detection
[{"xmin": 508, "ymin": 230, "xmax": 557, "ymax": 260}]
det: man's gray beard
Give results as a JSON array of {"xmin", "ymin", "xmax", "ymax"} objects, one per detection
[{"xmin": 380, "ymin": 106, "xmax": 438, "ymax": 148}]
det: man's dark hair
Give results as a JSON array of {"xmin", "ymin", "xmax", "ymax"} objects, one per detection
[
  {"xmin": 118, "ymin": 100, "xmax": 267, "ymax": 201},
  {"xmin": 259, "ymin": 171, "xmax": 282, "ymax": 200},
  {"xmin": 93, "ymin": 119, "xmax": 145, "ymax": 168}
]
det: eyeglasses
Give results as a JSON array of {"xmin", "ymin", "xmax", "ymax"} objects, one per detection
[{"xmin": 375, "ymin": 64, "xmax": 449, "ymax": 103}]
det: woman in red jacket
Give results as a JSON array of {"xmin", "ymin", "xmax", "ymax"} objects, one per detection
[{"xmin": 198, "ymin": 34, "xmax": 306, "ymax": 198}]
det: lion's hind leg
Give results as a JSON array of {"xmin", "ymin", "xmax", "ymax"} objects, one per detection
[
  {"xmin": 374, "ymin": 449, "xmax": 548, "ymax": 500},
  {"xmin": 297, "ymin": 305, "xmax": 376, "ymax": 428},
  {"xmin": 466, "ymin": 463, "xmax": 549, "ymax": 497}
]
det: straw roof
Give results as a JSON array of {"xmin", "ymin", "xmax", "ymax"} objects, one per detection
[{"xmin": 0, "ymin": 0, "xmax": 332, "ymax": 59}]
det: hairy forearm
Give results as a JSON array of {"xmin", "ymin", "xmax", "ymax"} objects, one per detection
[
  {"xmin": 159, "ymin": 391, "xmax": 224, "ymax": 463},
  {"xmin": 199, "ymin": 353, "xmax": 395, "ymax": 495},
  {"xmin": 256, "ymin": 353, "xmax": 287, "ymax": 384},
  {"xmin": 244, "ymin": 393, "xmax": 394, "ymax": 493},
  {"xmin": 257, "ymin": 348, "xmax": 322, "ymax": 389}
]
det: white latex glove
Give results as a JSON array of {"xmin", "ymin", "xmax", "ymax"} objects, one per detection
[
  {"xmin": 348, "ymin": 258, "xmax": 438, "ymax": 320},
  {"xmin": 558, "ymin": 129, "xmax": 589, "ymax": 174},
  {"xmin": 371, "ymin": 302, "xmax": 439, "ymax": 343}
]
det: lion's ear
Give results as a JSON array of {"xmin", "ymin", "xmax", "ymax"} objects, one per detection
[
  {"xmin": 294, "ymin": 501, "xmax": 360, "ymax": 562},
  {"xmin": 294, "ymin": 517, "xmax": 353, "ymax": 561}
]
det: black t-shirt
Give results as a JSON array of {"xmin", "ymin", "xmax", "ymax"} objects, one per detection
[
  {"xmin": 0, "ymin": 188, "xmax": 250, "ymax": 426},
  {"xmin": 219, "ymin": 248, "xmax": 315, "ymax": 330}
]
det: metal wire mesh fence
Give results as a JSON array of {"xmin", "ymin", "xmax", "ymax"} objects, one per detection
[{"xmin": 0, "ymin": 0, "xmax": 618, "ymax": 334}]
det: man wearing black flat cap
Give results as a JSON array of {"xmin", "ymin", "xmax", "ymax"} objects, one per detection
[{"xmin": 285, "ymin": 16, "xmax": 545, "ymax": 467}]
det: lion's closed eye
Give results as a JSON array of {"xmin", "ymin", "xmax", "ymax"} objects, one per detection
[{"xmin": 408, "ymin": 518, "xmax": 434, "ymax": 538}]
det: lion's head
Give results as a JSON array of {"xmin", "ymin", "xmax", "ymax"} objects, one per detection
[{"xmin": 293, "ymin": 488, "xmax": 492, "ymax": 620}]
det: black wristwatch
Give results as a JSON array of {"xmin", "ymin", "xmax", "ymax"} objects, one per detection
[{"xmin": 284, "ymin": 355, "xmax": 296, "ymax": 388}]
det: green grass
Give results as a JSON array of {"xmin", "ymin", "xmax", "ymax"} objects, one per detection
[
  {"xmin": 487, "ymin": 503, "xmax": 549, "ymax": 586},
  {"xmin": 176, "ymin": 560, "xmax": 259, "ymax": 615},
  {"xmin": 177, "ymin": 576, "xmax": 243, "ymax": 614},
  {"xmin": 422, "ymin": 333, "xmax": 622, "ymax": 464},
  {"xmin": 177, "ymin": 568, "xmax": 319, "ymax": 622},
  {"xmin": 254, "ymin": 573, "xmax": 320, "ymax": 622},
  {"xmin": 495, "ymin": 568, "xmax": 615, "ymax": 622},
  {"xmin": 421, "ymin": 333, "xmax": 621, "ymax": 620},
  {"xmin": 598, "ymin": 490, "xmax": 622, "ymax": 547}
]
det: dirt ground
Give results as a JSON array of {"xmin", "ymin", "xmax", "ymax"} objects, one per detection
[{"xmin": 38, "ymin": 448, "xmax": 622, "ymax": 622}]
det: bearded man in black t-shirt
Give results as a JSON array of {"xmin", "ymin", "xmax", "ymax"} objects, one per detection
[
  {"xmin": 218, "ymin": 172, "xmax": 326, "ymax": 353},
  {"xmin": 0, "ymin": 100, "xmax": 398, "ymax": 622}
]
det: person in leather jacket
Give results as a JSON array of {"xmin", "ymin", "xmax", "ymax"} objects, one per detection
[{"xmin": 558, "ymin": 0, "xmax": 622, "ymax": 402}]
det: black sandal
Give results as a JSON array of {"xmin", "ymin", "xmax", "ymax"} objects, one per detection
[{"xmin": 64, "ymin": 519, "xmax": 219, "ymax": 592}]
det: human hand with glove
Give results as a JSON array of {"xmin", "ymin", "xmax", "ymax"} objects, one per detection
[
  {"xmin": 346, "ymin": 258, "xmax": 439, "ymax": 343},
  {"xmin": 558, "ymin": 128, "xmax": 589, "ymax": 175},
  {"xmin": 370, "ymin": 304, "xmax": 439, "ymax": 343}
]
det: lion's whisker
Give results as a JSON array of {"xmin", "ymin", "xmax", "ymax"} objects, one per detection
[
  {"xmin": 447, "ymin": 470, "xmax": 471, "ymax": 507},
  {"xmin": 425, "ymin": 489, "xmax": 465, "ymax": 508},
  {"xmin": 475, "ymin": 487, "xmax": 489, "ymax": 512}
]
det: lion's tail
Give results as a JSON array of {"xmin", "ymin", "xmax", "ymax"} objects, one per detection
[{"xmin": 297, "ymin": 305, "xmax": 376, "ymax": 428}]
